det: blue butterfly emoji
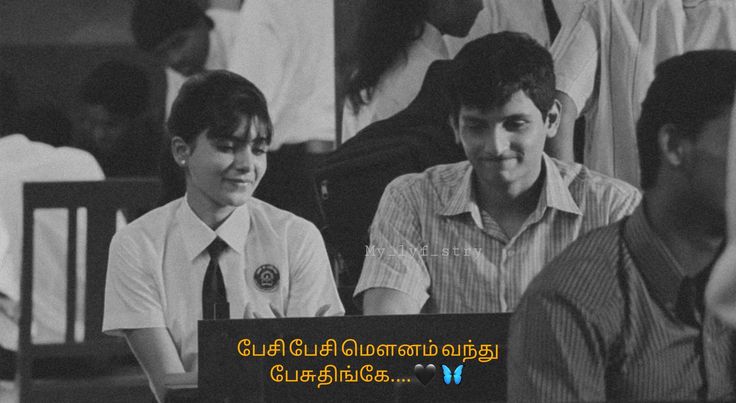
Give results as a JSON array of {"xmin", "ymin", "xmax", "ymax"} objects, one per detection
[{"xmin": 441, "ymin": 364, "xmax": 463, "ymax": 385}]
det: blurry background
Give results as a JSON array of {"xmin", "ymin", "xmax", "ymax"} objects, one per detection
[{"xmin": 0, "ymin": 0, "xmax": 366, "ymax": 141}]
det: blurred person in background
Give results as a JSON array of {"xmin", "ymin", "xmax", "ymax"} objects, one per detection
[
  {"xmin": 0, "ymin": 71, "xmax": 105, "ymax": 381},
  {"xmin": 341, "ymin": 0, "xmax": 483, "ymax": 142},
  {"xmin": 76, "ymin": 60, "xmax": 162, "ymax": 178},
  {"xmin": 130, "ymin": 0, "xmax": 240, "ymax": 118}
]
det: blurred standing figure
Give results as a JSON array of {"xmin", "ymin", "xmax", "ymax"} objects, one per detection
[
  {"xmin": 77, "ymin": 60, "xmax": 162, "ymax": 178},
  {"xmin": 228, "ymin": 0, "xmax": 338, "ymax": 221},
  {"xmin": 341, "ymin": 0, "xmax": 483, "ymax": 142},
  {"xmin": 549, "ymin": 0, "xmax": 736, "ymax": 186},
  {"xmin": 443, "ymin": 0, "xmax": 586, "ymax": 55}
]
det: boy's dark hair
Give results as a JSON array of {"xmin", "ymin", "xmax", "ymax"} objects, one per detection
[
  {"xmin": 80, "ymin": 60, "xmax": 150, "ymax": 119},
  {"xmin": 168, "ymin": 70, "xmax": 273, "ymax": 146},
  {"xmin": 130, "ymin": 0, "xmax": 212, "ymax": 52},
  {"xmin": 637, "ymin": 50, "xmax": 736, "ymax": 189},
  {"xmin": 449, "ymin": 31, "xmax": 556, "ymax": 121}
]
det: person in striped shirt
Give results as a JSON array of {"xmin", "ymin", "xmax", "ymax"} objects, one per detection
[
  {"xmin": 355, "ymin": 31, "xmax": 641, "ymax": 315},
  {"xmin": 508, "ymin": 50, "xmax": 736, "ymax": 402}
]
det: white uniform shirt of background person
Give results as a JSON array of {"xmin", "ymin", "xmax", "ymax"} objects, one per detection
[
  {"xmin": 0, "ymin": 134, "xmax": 105, "ymax": 351},
  {"xmin": 552, "ymin": 0, "xmax": 736, "ymax": 186},
  {"xmin": 341, "ymin": 22, "xmax": 450, "ymax": 143},
  {"xmin": 443, "ymin": 0, "xmax": 587, "ymax": 56},
  {"xmin": 102, "ymin": 197, "xmax": 344, "ymax": 372},
  {"xmin": 165, "ymin": 8, "xmax": 240, "ymax": 117},
  {"xmin": 227, "ymin": 0, "xmax": 335, "ymax": 150}
]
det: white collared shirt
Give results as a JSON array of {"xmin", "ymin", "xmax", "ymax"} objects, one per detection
[
  {"xmin": 102, "ymin": 196, "xmax": 343, "ymax": 371},
  {"xmin": 0, "ymin": 134, "xmax": 105, "ymax": 351},
  {"xmin": 443, "ymin": 0, "xmax": 587, "ymax": 56},
  {"xmin": 227, "ymin": 0, "xmax": 336, "ymax": 150}
]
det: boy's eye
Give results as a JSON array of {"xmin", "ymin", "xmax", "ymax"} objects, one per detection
[
  {"xmin": 462, "ymin": 121, "xmax": 486, "ymax": 133},
  {"xmin": 504, "ymin": 119, "xmax": 528, "ymax": 131}
]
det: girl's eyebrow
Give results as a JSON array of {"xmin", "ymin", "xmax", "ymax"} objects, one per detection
[{"xmin": 212, "ymin": 134, "xmax": 268, "ymax": 145}]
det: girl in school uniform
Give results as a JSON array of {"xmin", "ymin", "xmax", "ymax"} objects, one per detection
[{"xmin": 102, "ymin": 70, "xmax": 343, "ymax": 402}]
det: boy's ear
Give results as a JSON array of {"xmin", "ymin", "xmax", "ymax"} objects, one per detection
[
  {"xmin": 545, "ymin": 99, "xmax": 561, "ymax": 139},
  {"xmin": 171, "ymin": 136, "xmax": 191, "ymax": 168},
  {"xmin": 449, "ymin": 114, "xmax": 461, "ymax": 145},
  {"xmin": 658, "ymin": 123, "xmax": 691, "ymax": 168}
]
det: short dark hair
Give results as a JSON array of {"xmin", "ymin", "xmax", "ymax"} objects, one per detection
[
  {"xmin": 637, "ymin": 50, "xmax": 736, "ymax": 189},
  {"xmin": 167, "ymin": 70, "xmax": 273, "ymax": 146},
  {"xmin": 449, "ymin": 31, "xmax": 556, "ymax": 120},
  {"xmin": 130, "ymin": 0, "xmax": 212, "ymax": 52},
  {"xmin": 80, "ymin": 60, "xmax": 150, "ymax": 119}
]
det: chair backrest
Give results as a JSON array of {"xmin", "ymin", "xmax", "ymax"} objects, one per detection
[{"xmin": 17, "ymin": 179, "xmax": 161, "ymax": 397}]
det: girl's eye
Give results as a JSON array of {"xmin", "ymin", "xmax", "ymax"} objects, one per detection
[
  {"xmin": 214, "ymin": 140, "xmax": 235, "ymax": 152},
  {"xmin": 251, "ymin": 138, "xmax": 269, "ymax": 155}
]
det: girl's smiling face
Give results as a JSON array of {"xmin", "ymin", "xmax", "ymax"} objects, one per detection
[{"xmin": 178, "ymin": 116, "xmax": 269, "ymax": 220}]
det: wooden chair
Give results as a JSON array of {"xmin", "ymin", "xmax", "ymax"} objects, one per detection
[{"xmin": 17, "ymin": 179, "xmax": 161, "ymax": 402}]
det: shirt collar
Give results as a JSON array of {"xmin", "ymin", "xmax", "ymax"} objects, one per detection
[
  {"xmin": 623, "ymin": 204, "xmax": 688, "ymax": 311},
  {"xmin": 0, "ymin": 133, "xmax": 29, "ymax": 147},
  {"xmin": 437, "ymin": 162, "xmax": 475, "ymax": 217},
  {"xmin": 539, "ymin": 154, "xmax": 583, "ymax": 216},
  {"xmin": 419, "ymin": 22, "xmax": 450, "ymax": 59},
  {"xmin": 437, "ymin": 154, "xmax": 582, "ymax": 220},
  {"xmin": 177, "ymin": 197, "xmax": 251, "ymax": 262}
]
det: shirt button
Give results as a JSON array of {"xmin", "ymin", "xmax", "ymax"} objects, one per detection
[{"xmin": 507, "ymin": 250, "xmax": 515, "ymax": 257}]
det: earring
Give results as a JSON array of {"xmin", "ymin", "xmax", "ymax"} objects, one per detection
[{"xmin": 180, "ymin": 160, "xmax": 187, "ymax": 166}]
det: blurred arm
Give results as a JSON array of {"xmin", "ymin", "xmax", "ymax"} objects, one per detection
[{"xmin": 124, "ymin": 327, "xmax": 186, "ymax": 403}]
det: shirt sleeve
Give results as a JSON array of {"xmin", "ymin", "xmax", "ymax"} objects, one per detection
[
  {"xmin": 608, "ymin": 185, "xmax": 642, "ymax": 222},
  {"xmin": 353, "ymin": 179, "xmax": 431, "ymax": 309},
  {"xmin": 508, "ymin": 287, "xmax": 607, "ymax": 402},
  {"xmin": 285, "ymin": 221, "xmax": 344, "ymax": 317},
  {"xmin": 102, "ymin": 230, "xmax": 166, "ymax": 336},
  {"xmin": 550, "ymin": 1, "xmax": 599, "ymax": 115}
]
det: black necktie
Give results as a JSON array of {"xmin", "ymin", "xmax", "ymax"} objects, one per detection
[
  {"xmin": 202, "ymin": 237, "xmax": 229, "ymax": 320},
  {"xmin": 542, "ymin": 0, "xmax": 561, "ymax": 42}
]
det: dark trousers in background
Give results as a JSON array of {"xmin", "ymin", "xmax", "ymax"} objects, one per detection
[{"xmin": 254, "ymin": 143, "xmax": 325, "ymax": 228}]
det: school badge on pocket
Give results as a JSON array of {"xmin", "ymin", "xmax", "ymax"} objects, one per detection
[{"xmin": 254, "ymin": 264, "xmax": 280, "ymax": 292}]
